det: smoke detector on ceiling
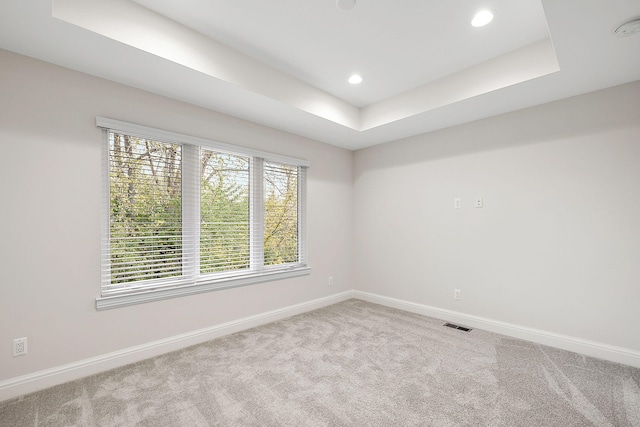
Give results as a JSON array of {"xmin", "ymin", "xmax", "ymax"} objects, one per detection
[{"xmin": 615, "ymin": 19, "xmax": 640, "ymax": 37}]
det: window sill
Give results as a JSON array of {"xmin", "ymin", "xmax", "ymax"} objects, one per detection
[{"xmin": 95, "ymin": 267, "xmax": 312, "ymax": 311}]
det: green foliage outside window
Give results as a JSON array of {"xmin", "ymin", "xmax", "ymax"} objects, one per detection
[
  {"xmin": 108, "ymin": 133, "xmax": 301, "ymax": 287},
  {"xmin": 264, "ymin": 162, "xmax": 299, "ymax": 266},
  {"xmin": 109, "ymin": 134, "xmax": 182, "ymax": 284},
  {"xmin": 200, "ymin": 150, "xmax": 250, "ymax": 274}
]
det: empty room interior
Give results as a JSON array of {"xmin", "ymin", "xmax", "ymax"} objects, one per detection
[{"xmin": 1, "ymin": 0, "xmax": 640, "ymax": 425}]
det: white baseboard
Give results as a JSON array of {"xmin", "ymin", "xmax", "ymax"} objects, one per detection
[
  {"xmin": 0, "ymin": 291, "xmax": 354, "ymax": 402},
  {"xmin": 353, "ymin": 291, "xmax": 640, "ymax": 369},
  {"xmin": 3, "ymin": 289, "xmax": 638, "ymax": 403}
]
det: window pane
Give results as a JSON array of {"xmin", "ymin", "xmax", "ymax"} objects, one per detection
[
  {"xmin": 100, "ymin": 118, "xmax": 309, "ymax": 306},
  {"xmin": 264, "ymin": 162, "xmax": 298, "ymax": 266},
  {"xmin": 200, "ymin": 150, "xmax": 250, "ymax": 273},
  {"xmin": 109, "ymin": 133, "xmax": 182, "ymax": 284}
]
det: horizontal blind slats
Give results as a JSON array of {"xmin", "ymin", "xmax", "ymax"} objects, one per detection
[
  {"xmin": 102, "ymin": 124, "xmax": 308, "ymax": 300},
  {"xmin": 199, "ymin": 148, "xmax": 250, "ymax": 275},
  {"xmin": 107, "ymin": 132, "xmax": 183, "ymax": 286},
  {"xmin": 263, "ymin": 161, "xmax": 299, "ymax": 266}
]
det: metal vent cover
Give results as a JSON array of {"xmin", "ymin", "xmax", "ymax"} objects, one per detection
[{"xmin": 444, "ymin": 322, "xmax": 472, "ymax": 332}]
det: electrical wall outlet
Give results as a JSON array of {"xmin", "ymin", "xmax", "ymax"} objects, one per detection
[
  {"xmin": 328, "ymin": 276, "xmax": 333, "ymax": 286},
  {"xmin": 13, "ymin": 337, "xmax": 28, "ymax": 357},
  {"xmin": 454, "ymin": 289, "xmax": 461, "ymax": 300}
]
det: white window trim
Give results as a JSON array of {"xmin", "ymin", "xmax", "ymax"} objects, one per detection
[
  {"xmin": 96, "ymin": 117, "xmax": 311, "ymax": 310},
  {"xmin": 96, "ymin": 268, "xmax": 311, "ymax": 310},
  {"xmin": 96, "ymin": 117, "xmax": 311, "ymax": 168}
]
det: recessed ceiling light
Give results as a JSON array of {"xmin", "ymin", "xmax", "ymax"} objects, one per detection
[
  {"xmin": 336, "ymin": 0, "xmax": 356, "ymax": 10},
  {"xmin": 348, "ymin": 74, "xmax": 363, "ymax": 85},
  {"xmin": 471, "ymin": 10, "xmax": 494, "ymax": 27}
]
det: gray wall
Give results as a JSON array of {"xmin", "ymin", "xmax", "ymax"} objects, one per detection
[
  {"xmin": 354, "ymin": 80, "xmax": 640, "ymax": 352},
  {"xmin": 0, "ymin": 49, "xmax": 353, "ymax": 382},
  {"xmin": 2, "ymin": 46, "xmax": 639, "ymax": 395}
]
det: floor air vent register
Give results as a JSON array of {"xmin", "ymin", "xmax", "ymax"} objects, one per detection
[{"xmin": 443, "ymin": 323, "xmax": 472, "ymax": 332}]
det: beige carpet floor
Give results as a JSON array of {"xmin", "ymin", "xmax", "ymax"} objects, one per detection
[{"xmin": 1, "ymin": 299, "xmax": 639, "ymax": 426}]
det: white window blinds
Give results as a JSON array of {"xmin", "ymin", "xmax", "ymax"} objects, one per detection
[
  {"xmin": 199, "ymin": 150, "xmax": 251, "ymax": 274},
  {"xmin": 264, "ymin": 162, "xmax": 302, "ymax": 267},
  {"xmin": 97, "ymin": 117, "xmax": 310, "ymax": 310},
  {"xmin": 106, "ymin": 134, "xmax": 185, "ymax": 289}
]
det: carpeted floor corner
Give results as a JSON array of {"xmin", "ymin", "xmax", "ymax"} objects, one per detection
[{"xmin": 1, "ymin": 299, "xmax": 639, "ymax": 426}]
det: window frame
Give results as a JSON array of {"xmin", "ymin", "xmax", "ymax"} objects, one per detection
[{"xmin": 96, "ymin": 117, "xmax": 310, "ymax": 310}]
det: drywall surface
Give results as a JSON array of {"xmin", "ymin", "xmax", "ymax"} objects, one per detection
[
  {"xmin": 353, "ymin": 80, "xmax": 640, "ymax": 352},
  {"xmin": 0, "ymin": 49, "xmax": 353, "ymax": 381}
]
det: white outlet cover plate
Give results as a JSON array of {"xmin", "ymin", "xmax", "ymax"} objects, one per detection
[{"xmin": 13, "ymin": 337, "xmax": 28, "ymax": 356}]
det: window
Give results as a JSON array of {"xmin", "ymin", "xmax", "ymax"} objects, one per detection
[{"xmin": 97, "ymin": 118, "xmax": 309, "ymax": 310}]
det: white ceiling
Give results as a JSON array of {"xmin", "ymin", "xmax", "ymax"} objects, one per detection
[
  {"xmin": 132, "ymin": 0, "xmax": 550, "ymax": 107},
  {"xmin": 1, "ymin": 0, "xmax": 639, "ymax": 150}
]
